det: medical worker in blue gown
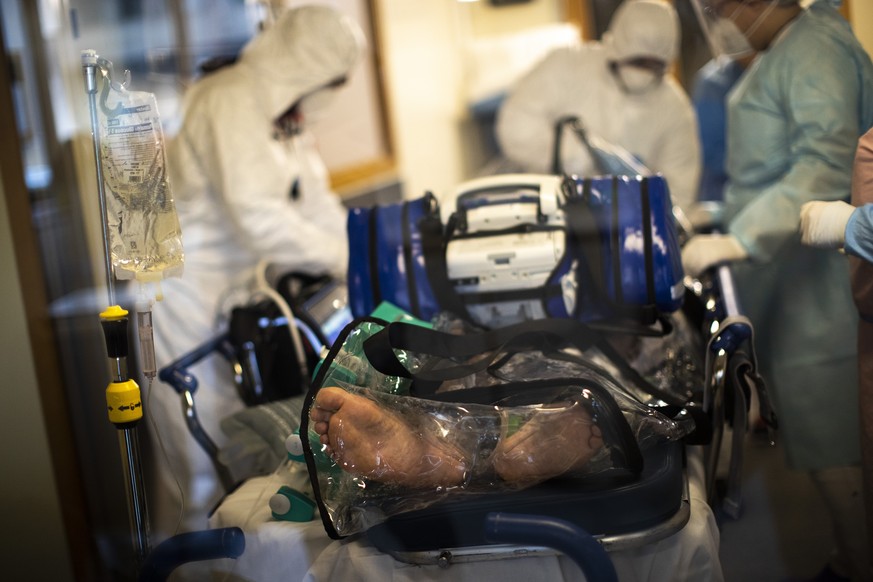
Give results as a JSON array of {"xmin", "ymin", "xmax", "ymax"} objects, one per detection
[
  {"xmin": 685, "ymin": 1, "xmax": 873, "ymax": 579},
  {"xmin": 802, "ymin": 127, "xmax": 873, "ymax": 579},
  {"xmin": 150, "ymin": 5, "xmax": 364, "ymax": 539}
]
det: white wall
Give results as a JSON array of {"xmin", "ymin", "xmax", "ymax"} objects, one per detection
[
  {"xmin": 850, "ymin": 0, "xmax": 873, "ymax": 57},
  {"xmin": 0, "ymin": 168, "xmax": 74, "ymax": 580},
  {"xmin": 376, "ymin": 0, "xmax": 564, "ymax": 200},
  {"xmin": 376, "ymin": 0, "xmax": 467, "ymax": 200},
  {"xmin": 377, "ymin": 0, "xmax": 873, "ymax": 205}
]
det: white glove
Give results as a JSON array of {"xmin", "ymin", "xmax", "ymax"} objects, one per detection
[
  {"xmin": 681, "ymin": 234, "xmax": 748, "ymax": 277},
  {"xmin": 799, "ymin": 200, "xmax": 855, "ymax": 249}
]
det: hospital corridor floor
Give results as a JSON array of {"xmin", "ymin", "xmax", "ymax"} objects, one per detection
[{"xmin": 717, "ymin": 431, "xmax": 841, "ymax": 581}]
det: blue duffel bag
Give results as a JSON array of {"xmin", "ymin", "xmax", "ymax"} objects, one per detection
[{"xmin": 346, "ymin": 173, "xmax": 684, "ymax": 330}]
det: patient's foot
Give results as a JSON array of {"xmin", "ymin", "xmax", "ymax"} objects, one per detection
[
  {"xmin": 310, "ymin": 387, "xmax": 468, "ymax": 489},
  {"xmin": 492, "ymin": 402, "xmax": 603, "ymax": 485}
]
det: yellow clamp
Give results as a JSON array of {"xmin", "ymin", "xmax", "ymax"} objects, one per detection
[
  {"xmin": 100, "ymin": 305, "xmax": 129, "ymax": 321},
  {"xmin": 106, "ymin": 379, "xmax": 143, "ymax": 425}
]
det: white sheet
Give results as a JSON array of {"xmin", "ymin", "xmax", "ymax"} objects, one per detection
[{"xmin": 206, "ymin": 447, "xmax": 723, "ymax": 581}]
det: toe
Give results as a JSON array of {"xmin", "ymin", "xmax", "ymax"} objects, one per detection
[{"xmin": 314, "ymin": 386, "xmax": 347, "ymax": 412}]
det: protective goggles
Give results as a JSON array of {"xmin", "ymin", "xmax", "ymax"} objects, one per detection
[{"xmin": 608, "ymin": 57, "xmax": 668, "ymax": 76}]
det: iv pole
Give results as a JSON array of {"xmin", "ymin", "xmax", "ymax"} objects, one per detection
[
  {"xmin": 81, "ymin": 49, "xmax": 152, "ymax": 569},
  {"xmin": 80, "ymin": 50, "xmax": 244, "ymax": 581}
]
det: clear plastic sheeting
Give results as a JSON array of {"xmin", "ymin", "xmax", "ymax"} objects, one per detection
[
  {"xmin": 304, "ymin": 318, "xmax": 697, "ymax": 537},
  {"xmin": 429, "ymin": 310, "xmax": 706, "ymax": 412},
  {"xmin": 97, "ymin": 69, "xmax": 184, "ymax": 282}
]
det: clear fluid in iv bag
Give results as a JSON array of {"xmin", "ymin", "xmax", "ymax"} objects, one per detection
[{"xmin": 99, "ymin": 79, "xmax": 184, "ymax": 281}]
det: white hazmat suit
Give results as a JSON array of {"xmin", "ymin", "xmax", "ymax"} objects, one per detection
[
  {"xmin": 149, "ymin": 5, "xmax": 363, "ymax": 537},
  {"xmin": 495, "ymin": 0, "xmax": 701, "ymax": 214}
]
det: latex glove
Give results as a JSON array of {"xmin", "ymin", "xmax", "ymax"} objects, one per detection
[
  {"xmin": 681, "ymin": 234, "xmax": 748, "ymax": 277},
  {"xmin": 799, "ymin": 200, "xmax": 855, "ymax": 249}
]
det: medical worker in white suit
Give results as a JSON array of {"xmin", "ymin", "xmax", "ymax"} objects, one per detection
[
  {"xmin": 150, "ymin": 5, "xmax": 364, "ymax": 537},
  {"xmin": 495, "ymin": 0, "xmax": 701, "ymax": 215}
]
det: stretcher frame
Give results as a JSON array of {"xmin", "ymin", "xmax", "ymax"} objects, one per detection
[
  {"xmin": 357, "ymin": 267, "xmax": 765, "ymax": 569},
  {"xmin": 157, "ymin": 260, "xmax": 768, "ymax": 581}
]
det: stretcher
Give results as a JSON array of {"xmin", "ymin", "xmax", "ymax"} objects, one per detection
[
  {"xmin": 151, "ymin": 186, "xmax": 772, "ymax": 581},
  {"xmin": 155, "ymin": 277, "xmax": 766, "ymax": 582}
]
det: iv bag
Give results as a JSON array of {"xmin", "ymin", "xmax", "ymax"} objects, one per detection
[{"xmin": 97, "ymin": 73, "xmax": 184, "ymax": 282}]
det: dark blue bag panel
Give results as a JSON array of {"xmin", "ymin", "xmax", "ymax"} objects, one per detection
[
  {"xmin": 580, "ymin": 175, "xmax": 684, "ymax": 316},
  {"xmin": 347, "ymin": 194, "xmax": 441, "ymax": 321},
  {"xmin": 347, "ymin": 206, "xmax": 375, "ymax": 317}
]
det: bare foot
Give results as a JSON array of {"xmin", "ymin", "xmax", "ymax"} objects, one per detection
[
  {"xmin": 492, "ymin": 401, "xmax": 603, "ymax": 485},
  {"xmin": 310, "ymin": 387, "xmax": 468, "ymax": 489}
]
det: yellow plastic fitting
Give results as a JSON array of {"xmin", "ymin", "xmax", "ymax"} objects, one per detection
[
  {"xmin": 106, "ymin": 379, "xmax": 143, "ymax": 425},
  {"xmin": 100, "ymin": 305, "xmax": 129, "ymax": 321}
]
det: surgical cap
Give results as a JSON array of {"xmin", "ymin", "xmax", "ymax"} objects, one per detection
[
  {"xmin": 603, "ymin": 0, "xmax": 680, "ymax": 64},
  {"xmin": 240, "ymin": 4, "xmax": 365, "ymax": 113}
]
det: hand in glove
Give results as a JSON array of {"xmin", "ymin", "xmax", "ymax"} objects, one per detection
[
  {"xmin": 681, "ymin": 234, "xmax": 748, "ymax": 277},
  {"xmin": 799, "ymin": 200, "xmax": 855, "ymax": 249}
]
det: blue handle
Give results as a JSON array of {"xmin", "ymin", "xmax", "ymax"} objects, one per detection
[
  {"xmin": 483, "ymin": 512, "xmax": 617, "ymax": 582},
  {"xmin": 710, "ymin": 322, "xmax": 752, "ymax": 353},
  {"xmin": 158, "ymin": 333, "xmax": 231, "ymax": 394},
  {"xmin": 715, "ymin": 264, "xmax": 742, "ymax": 318},
  {"xmin": 138, "ymin": 527, "xmax": 245, "ymax": 582}
]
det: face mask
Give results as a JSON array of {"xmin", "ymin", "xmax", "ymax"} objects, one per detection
[
  {"xmin": 708, "ymin": 17, "xmax": 754, "ymax": 59},
  {"xmin": 615, "ymin": 67, "xmax": 662, "ymax": 95}
]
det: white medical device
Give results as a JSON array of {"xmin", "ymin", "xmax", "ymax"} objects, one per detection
[{"xmin": 445, "ymin": 174, "xmax": 572, "ymax": 329}]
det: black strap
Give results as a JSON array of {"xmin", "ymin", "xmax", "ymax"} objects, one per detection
[
  {"xmin": 449, "ymin": 223, "xmax": 560, "ymax": 240},
  {"xmin": 640, "ymin": 177, "xmax": 656, "ymax": 307},
  {"xmin": 362, "ymin": 318, "xmax": 687, "ymax": 406},
  {"xmin": 367, "ymin": 207, "xmax": 381, "ymax": 308},
  {"xmin": 364, "ymin": 319, "xmax": 599, "ymax": 382},
  {"xmin": 418, "ymin": 198, "xmax": 473, "ymax": 321},
  {"xmin": 552, "ymin": 116, "xmax": 579, "ymax": 175},
  {"xmin": 563, "ymin": 193, "xmax": 609, "ymax": 318},
  {"xmin": 457, "ymin": 285, "xmax": 564, "ymax": 306},
  {"xmin": 610, "ymin": 176, "xmax": 623, "ymax": 304}
]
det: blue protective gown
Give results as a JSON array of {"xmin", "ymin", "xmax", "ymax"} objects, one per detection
[
  {"xmin": 692, "ymin": 58, "xmax": 746, "ymax": 202},
  {"xmin": 847, "ymin": 205, "xmax": 873, "ymax": 263},
  {"xmin": 724, "ymin": 1, "xmax": 873, "ymax": 470}
]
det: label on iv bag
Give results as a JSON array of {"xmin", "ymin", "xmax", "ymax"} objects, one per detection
[{"xmin": 98, "ymin": 78, "xmax": 184, "ymax": 281}]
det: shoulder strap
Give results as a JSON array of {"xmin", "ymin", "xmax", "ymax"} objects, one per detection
[{"xmin": 419, "ymin": 202, "xmax": 472, "ymax": 321}]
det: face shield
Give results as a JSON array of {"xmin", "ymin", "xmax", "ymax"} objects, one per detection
[
  {"xmin": 691, "ymin": 0, "xmax": 756, "ymax": 59},
  {"xmin": 693, "ymin": 1, "xmax": 789, "ymax": 59},
  {"xmin": 694, "ymin": 1, "xmax": 792, "ymax": 63}
]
